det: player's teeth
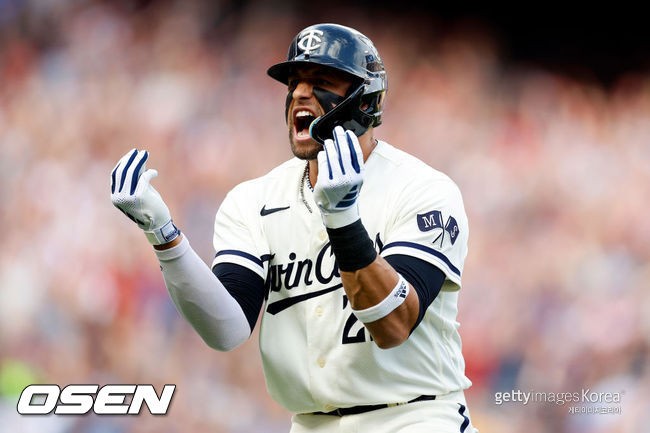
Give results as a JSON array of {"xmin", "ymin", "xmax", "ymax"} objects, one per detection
[{"xmin": 297, "ymin": 111, "xmax": 312, "ymax": 117}]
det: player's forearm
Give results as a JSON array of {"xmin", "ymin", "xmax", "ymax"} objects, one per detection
[
  {"xmin": 154, "ymin": 235, "xmax": 250, "ymax": 351},
  {"xmin": 313, "ymin": 128, "xmax": 420, "ymax": 347},
  {"xmin": 340, "ymin": 255, "xmax": 420, "ymax": 349},
  {"xmin": 326, "ymin": 221, "xmax": 419, "ymax": 348}
]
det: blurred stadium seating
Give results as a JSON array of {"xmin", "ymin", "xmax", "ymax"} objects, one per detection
[{"xmin": 1, "ymin": 1, "xmax": 648, "ymax": 432}]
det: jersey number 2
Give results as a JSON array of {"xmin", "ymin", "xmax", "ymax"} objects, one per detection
[{"xmin": 342, "ymin": 295, "xmax": 373, "ymax": 344}]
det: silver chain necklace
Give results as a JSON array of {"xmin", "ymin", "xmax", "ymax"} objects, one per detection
[
  {"xmin": 299, "ymin": 162, "xmax": 313, "ymax": 213},
  {"xmin": 297, "ymin": 139, "xmax": 376, "ymax": 214}
]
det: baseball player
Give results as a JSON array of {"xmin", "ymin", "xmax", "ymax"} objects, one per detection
[{"xmin": 111, "ymin": 23, "xmax": 478, "ymax": 433}]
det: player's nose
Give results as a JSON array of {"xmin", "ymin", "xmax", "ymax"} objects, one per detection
[{"xmin": 292, "ymin": 81, "xmax": 314, "ymax": 99}]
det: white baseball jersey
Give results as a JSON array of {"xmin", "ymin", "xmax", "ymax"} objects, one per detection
[{"xmin": 212, "ymin": 141, "xmax": 472, "ymax": 414}]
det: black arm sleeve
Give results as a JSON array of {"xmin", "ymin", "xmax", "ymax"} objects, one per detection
[
  {"xmin": 384, "ymin": 254, "xmax": 446, "ymax": 332},
  {"xmin": 212, "ymin": 263, "xmax": 265, "ymax": 332}
]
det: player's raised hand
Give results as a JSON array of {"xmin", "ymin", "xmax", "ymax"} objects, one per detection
[
  {"xmin": 314, "ymin": 126, "xmax": 365, "ymax": 229},
  {"xmin": 110, "ymin": 149, "xmax": 180, "ymax": 245}
]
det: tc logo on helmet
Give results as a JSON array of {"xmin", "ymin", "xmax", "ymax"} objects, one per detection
[{"xmin": 298, "ymin": 29, "xmax": 324, "ymax": 54}]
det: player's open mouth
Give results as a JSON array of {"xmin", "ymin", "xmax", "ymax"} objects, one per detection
[{"xmin": 293, "ymin": 110, "xmax": 317, "ymax": 140}]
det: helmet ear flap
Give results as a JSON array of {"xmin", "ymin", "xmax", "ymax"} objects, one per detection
[{"xmin": 361, "ymin": 91, "xmax": 385, "ymax": 127}]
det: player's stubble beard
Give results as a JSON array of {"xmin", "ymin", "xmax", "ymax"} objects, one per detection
[
  {"xmin": 287, "ymin": 100, "xmax": 324, "ymax": 160},
  {"xmin": 288, "ymin": 131, "xmax": 322, "ymax": 161}
]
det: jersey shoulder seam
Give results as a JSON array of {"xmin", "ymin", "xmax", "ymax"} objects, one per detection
[
  {"xmin": 229, "ymin": 158, "xmax": 303, "ymax": 193},
  {"xmin": 374, "ymin": 141, "xmax": 456, "ymax": 186}
]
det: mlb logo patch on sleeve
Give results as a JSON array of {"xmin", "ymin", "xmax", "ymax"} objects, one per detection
[{"xmin": 417, "ymin": 210, "xmax": 460, "ymax": 247}]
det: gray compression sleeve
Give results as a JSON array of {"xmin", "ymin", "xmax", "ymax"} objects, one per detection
[{"xmin": 154, "ymin": 235, "xmax": 250, "ymax": 351}]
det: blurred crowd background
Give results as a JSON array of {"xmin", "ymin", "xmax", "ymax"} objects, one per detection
[{"xmin": 1, "ymin": 1, "xmax": 648, "ymax": 432}]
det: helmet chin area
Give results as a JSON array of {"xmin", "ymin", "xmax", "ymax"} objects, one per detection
[{"xmin": 309, "ymin": 84, "xmax": 374, "ymax": 145}]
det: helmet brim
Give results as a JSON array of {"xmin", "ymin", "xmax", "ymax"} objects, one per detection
[{"xmin": 267, "ymin": 60, "xmax": 364, "ymax": 86}]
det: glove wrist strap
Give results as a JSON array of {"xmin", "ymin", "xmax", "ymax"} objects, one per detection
[
  {"xmin": 144, "ymin": 219, "xmax": 181, "ymax": 246},
  {"xmin": 320, "ymin": 205, "xmax": 360, "ymax": 229}
]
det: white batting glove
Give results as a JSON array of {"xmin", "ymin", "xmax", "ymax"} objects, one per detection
[
  {"xmin": 314, "ymin": 126, "xmax": 365, "ymax": 229},
  {"xmin": 110, "ymin": 149, "xmax": 180, "ymax": 245}
]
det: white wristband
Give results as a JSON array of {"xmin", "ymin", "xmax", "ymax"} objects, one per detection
[{"xmin": 351, "ymin": 275, "xmax": 410, "ymax": 323}]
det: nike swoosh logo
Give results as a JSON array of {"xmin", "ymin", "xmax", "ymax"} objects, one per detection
[
  {"xmin": 260, "ymin": 205, "xmax": 290, "ymax": 216},
  {"xmin": 266, "ymin": 284, "xmax": 342, "ymax": 315}
]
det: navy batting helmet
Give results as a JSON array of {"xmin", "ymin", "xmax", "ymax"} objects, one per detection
[{"xmin": 267, "ymin": 23, "xmax": 387, "ymax": 144}]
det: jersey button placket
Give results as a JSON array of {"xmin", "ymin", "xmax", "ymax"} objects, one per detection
[{"xmin": 315, "ymin": 306, "xmax": 325, "ymax": 367}]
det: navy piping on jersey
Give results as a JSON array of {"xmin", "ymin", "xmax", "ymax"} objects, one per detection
[
  {"xmin": 214, "ymin": 249, "xmax": 263, "ymax": 268},
  {"xmin": 458, "ymin": 404, "xmax": 470, "ymax": 432},
  {"xmin": 382, "ymin": 241, "xmax": 460, "ymax": 277}
]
